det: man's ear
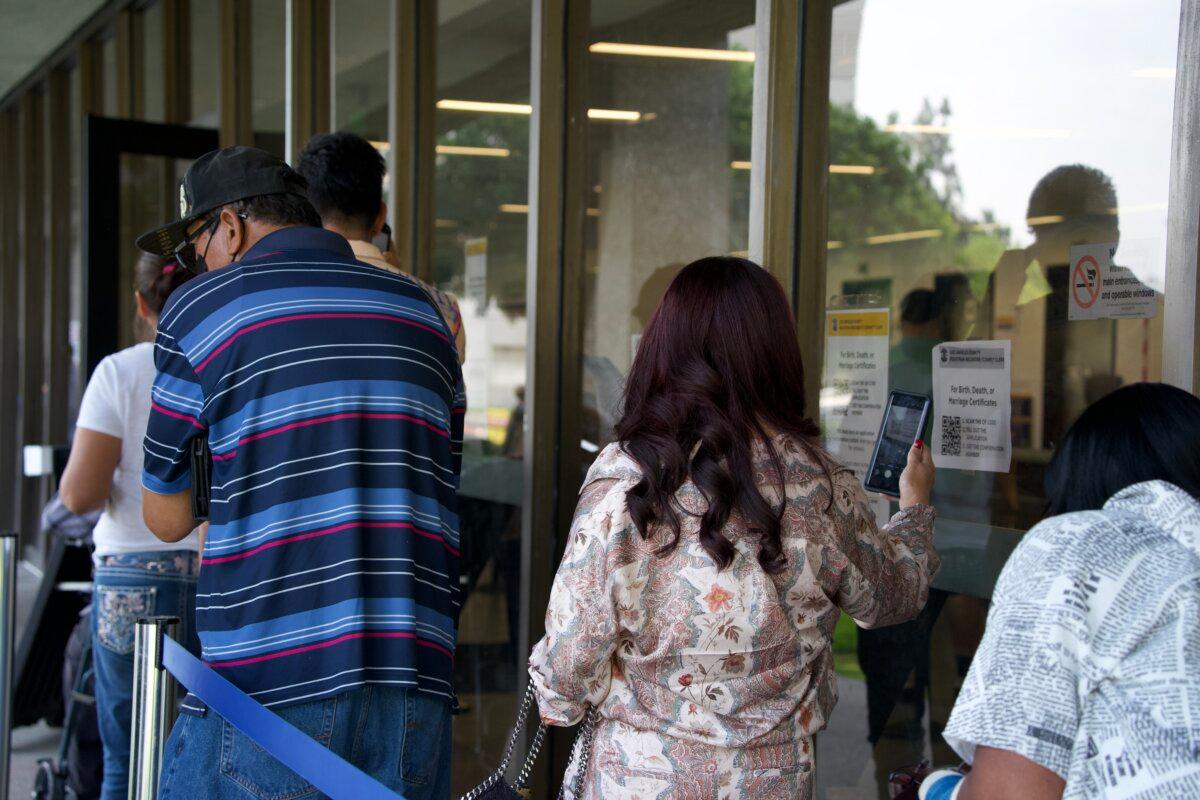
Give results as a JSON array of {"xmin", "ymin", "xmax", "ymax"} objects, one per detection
[
  {"xmin": 219, "ymin": 206, "xmax": 246, "ymax": 260},
  {"xmin": 371, "ymin": 203, "xmax": 388, "ymax": 239}
]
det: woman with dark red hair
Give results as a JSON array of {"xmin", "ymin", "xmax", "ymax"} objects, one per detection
[{"xmin": 529, "ymin": 256, "xmax": 939, "ymax": 799}]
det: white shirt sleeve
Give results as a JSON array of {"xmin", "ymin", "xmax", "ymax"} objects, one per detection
[
  {"xmin": 941, "ymin": 522, "xmax": 1089, "ymax": 779},
  {"xmin": 75, "ymin": 355, "xmax": 126, "ymax": 440}
]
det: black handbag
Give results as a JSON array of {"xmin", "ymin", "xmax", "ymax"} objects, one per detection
[{"xmin": 460, "ymin": 682, "xmax": 597, "ymax": 800}]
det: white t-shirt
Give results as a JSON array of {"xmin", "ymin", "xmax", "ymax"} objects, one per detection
[{"xmin": 75, "ymin": 342, "xmax": 200, "ymax": 557}]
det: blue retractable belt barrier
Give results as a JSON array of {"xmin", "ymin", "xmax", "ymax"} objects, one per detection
[{"xmin": 162, "ymin": 636, "xmax": 403, "ymax": 800}]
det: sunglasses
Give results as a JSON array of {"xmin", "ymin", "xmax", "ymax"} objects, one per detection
[
  {"xmin": 172, "ymin": 210, "xmax": 249, "ymax": 274},
  {"xmin": 173, "ymin": 214, "xmax": 220, "ymax": 274}
]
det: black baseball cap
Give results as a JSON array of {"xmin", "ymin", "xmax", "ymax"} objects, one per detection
[{"xmin": 136, "ymin": 146, "xmax": 310, "ymax": 257}]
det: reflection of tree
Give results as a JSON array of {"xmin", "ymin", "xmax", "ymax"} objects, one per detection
[
  {"xmin": 432, "ymin": 115, "xmax": 530, "ymax": 311},
  {"xmin": 435, "ymin": 116, "xmax": 530, "ymax": 228},
  {"xmin": 829, "ymin": 103, "xmax": 956, "ymax": 244},
  {"xmin": 828, "ymin": 101, "xmax": 1009, "ymax": 288}
]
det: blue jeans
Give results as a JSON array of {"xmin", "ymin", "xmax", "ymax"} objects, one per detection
[
  {"xmin": 91, "ymin": 550, "xmax": 200, "ymax": 800},
  {"xmin": 158, "ymin": 685, "xmax": 452, "ymax": 800}
]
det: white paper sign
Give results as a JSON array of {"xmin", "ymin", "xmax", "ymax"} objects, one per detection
[
  {"xmin": 821, "ymin": 309, "xmax": 890, "ymax": 479},
  {"xmin": 1067, "ymin": 242, "xmax": 1157, "ymax": 321},
  {"xmin": 464, "ymin": 237, "xmax": 488, "ymax": 311},
  {"xmin": 932, "ymin": 340, "xmax": 1012, "ymax": 473}
]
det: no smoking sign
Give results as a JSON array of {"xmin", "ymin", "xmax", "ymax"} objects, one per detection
[
  {"xmin": 1067, "ymin": 242, "xmax": 1158, "ymax": 321},
  {"xmin": 1072, "ymin": 254, "xmax": 1101, "ymax": 309}
]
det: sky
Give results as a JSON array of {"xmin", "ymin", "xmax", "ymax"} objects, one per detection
[{"xmin": 847, "ymin": 0, "xmax": 1181, "ymax": 288}]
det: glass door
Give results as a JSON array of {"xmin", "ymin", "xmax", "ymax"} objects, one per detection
[
  {"xmin": 816, "ymin": 2, "xmax": 1181, "ymax": 797},
  {"xmin": 83, "ymin": 116, "xmax": 220, "ymax": 378}
]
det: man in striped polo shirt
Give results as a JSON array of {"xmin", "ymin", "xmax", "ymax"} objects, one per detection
[{"xmin": 138, "ymin": 146, "xmax": 463, "ymax": 798}]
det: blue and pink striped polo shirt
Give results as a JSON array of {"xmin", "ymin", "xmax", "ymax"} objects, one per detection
[{"xmin": 142, "ymin": 226, "xmax": 464, "ymax": 708}]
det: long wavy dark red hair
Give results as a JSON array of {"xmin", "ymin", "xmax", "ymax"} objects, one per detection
[{"xmin": 615, "ymin": 256, "xmax": 824, "ymax": 574}]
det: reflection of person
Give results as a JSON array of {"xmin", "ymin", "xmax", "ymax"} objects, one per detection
[
  {"xmin": 136, "ymin": 147, "xmax": 465, "ymax": 798},
  {"xmin": 297, "ymin": 131, "xmax": 467, "ymax": 362},
  {"xmin": 530, "ymin": 257, "xmax": 938, "ymax": 799},
  {"xmin": 58, "ymin": 254, "xmax": 201, "ymax": 800},
  {"xmin": 930, "ymin": 383, "xmax": 1200, "ymax": 799},
  {"xmin": 582, "ymin": 263, "xmax": 683, "ymax": 458},
  {"xmin": 857, "ymin": 287, "xmax": 993, "ymax": 797},
  {"xmin": 990, "ymin": 164, "xmax": 1156, "ymax": 455}
]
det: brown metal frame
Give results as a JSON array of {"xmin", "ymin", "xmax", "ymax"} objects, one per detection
[
  {"xmin": 80, "ymin": 39, "xmax": 105, "ymax": 116},
  {"xmin": 1164, "ymin": 0, "xmax": 1200, "ymax": 394},
  {"xmin": 0, "ymin": 110, "xmax": 18, "ymax": 534},
  {"xmin": 750, "ymin": 0, "xmax": 801, "ymax": 295},
  {"xmin": 18, "ymin": 90, "xmax": 47, "ymax": 546},
  {"xmin": 389, "ymin": 0, "xmax": 435, "ymax": 282},
  {"xmin": 46, "ymin": 69, "xmax": 73, "ymax": 446},
  {"xmin": 219, "ymin": 0, "xmax": 254, "ymax": 146},
  {"xmin": 794, "ymin": 0, "xmax": 834, "ymax": 415},
  {"xmin": 162, "ymin": 0, "xmax": 192, "ymax": 124},
  {"xmin": 520, "ymin": 0, "xmax": 592, "ymax": 790},
  {"xmin": 286, "ymin": 0, "xmax": 331, "ymax": 162},
  {"xmin": 116, "ymin": 8, "xmax": 139, "ymax": 118}
]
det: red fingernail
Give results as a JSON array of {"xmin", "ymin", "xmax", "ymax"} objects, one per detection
[{"xmin": 915, "ymin": 440, "xmax": 924, "ymax": 449}]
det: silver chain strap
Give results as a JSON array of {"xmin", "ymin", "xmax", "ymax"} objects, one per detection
[
  {"xmin": 458, "ymin": 681, "xmax": 598, "ymax": 800},
  {"xmin": 557, "ymin": 706, "xmax": 597, "ymax": 800}
]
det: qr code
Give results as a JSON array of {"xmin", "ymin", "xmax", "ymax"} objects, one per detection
[{"xmin": 941, "ymin": 415, "xmax": 962, "ymax": 456}]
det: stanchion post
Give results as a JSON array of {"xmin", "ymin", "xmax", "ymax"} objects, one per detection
[
  {"xmin": 128, "ymin": 616, "xmax": 180, "ymax": 800},
  {"xmin": 0, "ymin": 532, "xmax": 17, "ymax": 800}
]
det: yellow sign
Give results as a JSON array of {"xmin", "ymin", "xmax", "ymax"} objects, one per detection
[{"xmin": 826, "ymin": 310, "xmax": 888, "ymax": 337}]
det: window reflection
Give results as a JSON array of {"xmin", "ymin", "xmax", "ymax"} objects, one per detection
[
  {"xmin": 189, "ymin": 0, "xmax": 219, "ymax": 126},
  {"xmin": 431, "ymin": 0, "xmax": 531, "ymax": 791},
  {"xmin": 252, "ymin": 0, "xmax": 286, "ymax": 152},
  {"xmin": 581, "ymin": 1, "xmax": 756, "ymax": 465},
  {"xmin": 101, "ymin": 35, "xmax": 117, "ymax": 116},
  {"xmin": 332, "ymin": 0, "xmax": 390, "ymax": 142},
  {"xmin": 818, "ymin": 2, "xmax": 1179, "ymax": 797},
  {"xmin": 140, "ymin": 1, "xmax": 164, "ymax": 122}
]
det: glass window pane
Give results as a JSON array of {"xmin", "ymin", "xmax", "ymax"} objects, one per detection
[
  {"xmin": 102, "ymin": 35, "xmax": 117, "ymax": 116},
  {"xmin": 69, "ymin": 66, "xmax": 82, "ymax": 419},
  {"xmin": 190, "ymin": 0, "xmax": 220, "ymax": 125},
  {"xmin": 333, "ymin": 0, "xmax": 390, "ymax": 141},
  {"xmin": 432, "ymin": 0, "xmax": 530, "ymax": 792},
  {"xmin": 253, "ymin": 0, "xmax": 286, "ymax": 151},
  {"xmin": 141, "ymin": 1, "xmax": 165, "ymax": 121},
  {"xmin": 817, "ymin": 2, "xmax": 1179, "ymax": 797},
  {"xmin": 580, "ymin": 1, "xmax": 757, "ymax": 460}
]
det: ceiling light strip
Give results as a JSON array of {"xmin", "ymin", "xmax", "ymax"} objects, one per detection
[
  {"xmin": 865, "ymin": 229, "xmax": 944, "ymax": 245},
  {"xmin": 590, "ymin": 42, "xmax": 755, "ymax": 63},
  {"xmin": 436, "ymin": 145, "xmax": 511, "ymax": 157}
]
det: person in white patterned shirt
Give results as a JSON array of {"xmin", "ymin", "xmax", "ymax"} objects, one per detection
[{"xmin": 929, "ymin": 382, "xmax": 1200, "ymax": 800}]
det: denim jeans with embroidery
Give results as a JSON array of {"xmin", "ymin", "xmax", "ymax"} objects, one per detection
[
  {"xmin": 158, "ymin": 685, "xmax": 452, "ymax": 800},
  {"xmin": 91, "ymin": 550, "xmax": 200, "ymax": 800}
]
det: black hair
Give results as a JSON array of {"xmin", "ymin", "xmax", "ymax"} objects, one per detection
[
  {"xmin": 232, "ymin": 192, "xmax": 322, "ymax": 229},
  {"xmin": 1045, "ymin": 383, "xmax": 1200, "ymax": 516},
  {"xmin": 135, "ymin": 252, "xmax": 195, "ymax": 315},
  {"xmin": 1027, "ymin": 164, "xmax": 1117, "ymax": 222},
  {"xmin": 900, "ymin": 288, "xmax": 940, "ymax": 325},
  {"xmin": 294, "ymin": 132, "xmax": 385, "ymax": 233}
]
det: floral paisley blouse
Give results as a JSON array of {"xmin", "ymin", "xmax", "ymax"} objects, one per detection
[{"xmin": 529, "ymin": 436, "xmax": 938, "ymax": 799}]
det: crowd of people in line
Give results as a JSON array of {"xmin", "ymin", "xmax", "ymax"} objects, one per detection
[{"xmin": 55, "ymin": 134, "xmax": 1200, "ymax": 800}]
